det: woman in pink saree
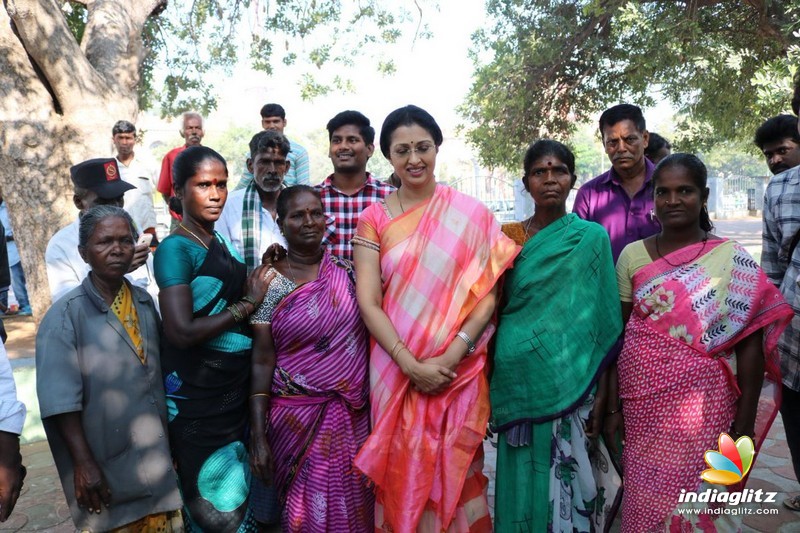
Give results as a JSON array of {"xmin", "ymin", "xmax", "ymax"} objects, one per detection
[
  {"xmin": 249, "ymin": 185, "xmax": 374, "ymax": 532},
  {"xmin": 606, "ymin": 154, "xmax": 793, "ymax": 532},
  {"xmin": 352, "ymin": 105, "xmax": 519, "ymax": 532}
]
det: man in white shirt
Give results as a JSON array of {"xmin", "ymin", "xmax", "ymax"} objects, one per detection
[
  {"xmin": 45, "ymin": 158, "xmax": 154, "ymax": 303},
  {"xmin": 217, "ymin": 131, "xmax": 288, "ymax": 272},
  {"xmin": 0, "ymin": 340, "xmax": 26, "ymax": 522},
  {"xmin": 112, "ymin": 120, "xmax": 158, "ymax": 237}
]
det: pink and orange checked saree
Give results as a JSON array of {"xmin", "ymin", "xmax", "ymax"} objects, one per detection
[
  {"xmin": 352, "ymin": 184, "xmax": 519, "ymax": 532},
  {"xmin": 618, "ymin": 239, "xmax": 792, "ymax": 532}
]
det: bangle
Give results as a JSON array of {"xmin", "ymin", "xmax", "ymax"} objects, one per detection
[
  {"xmin": 456, "ymin": 331, "xmax": 476, "ymax": 354},
  {"xmin": 390, "ymin": 340, "xmax": 405, "ymax": 360},
  {"xmin": 250, "ymin": 392, "xmax": 270, "ymax": 399},
  {"xmin": 227, "ymin": 303, "xmax": 243, "ymax": 323},
  {"xmin": 227, "ymin": 305, "xmax": 240, "ymax": 323},
  {"xmin": 235, "ymin": 301, "xmax": 248, "ymax": 318},
  {"xmin": 241, "ymin": 295, "xmax": 259, "ymax": 307}
]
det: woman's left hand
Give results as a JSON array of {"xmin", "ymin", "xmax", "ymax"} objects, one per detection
[
  {"xmin": 244, "ymin": 265, "xmax": 276, "ymax": 304},
  {"xmin": 407, "ymin": 360, "xmax": 457, "ymax": 395},
  {"xmin": 425, "ymin": 348, "xmax": 461, "ymax": 374}
]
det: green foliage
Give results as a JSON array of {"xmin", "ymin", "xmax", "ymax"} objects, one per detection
[
  {"xmin": 461, "ymin": 0, "xmax": 800, "ymax": 171},
  {"xmin": 204, "ymin": 124, "xmax": 255, "ymax": 186},
  {"xmin": 62, "ymin": 1, "xmax": 433, "ymax": 117},
  {"xmin": 63, "ymin": 2, "xmax": 87, "ymax": 43},
  {"xmin": 701, "ymin": 140, "xmax": 767, "ymax": 178}
]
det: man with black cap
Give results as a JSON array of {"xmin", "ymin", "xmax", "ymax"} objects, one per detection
[{"xmin": 45, "ymin": 158, "xmax": 154, "ymax": 303}]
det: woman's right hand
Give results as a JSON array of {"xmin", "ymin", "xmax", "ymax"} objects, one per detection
[
  {"xmin": 406, "ymin": 360, "xmax": 457, "ymax": 395},
  {"xmin": 244, "ymin": 265, "xmax": 276, "ymax": 304},
  {"xmin": 249, "ymin": 432, "xmax": 274, "ymax": 484},
  {"xmin": 73, "ymin": 458, "xmax": 111, "ymax": 514}
]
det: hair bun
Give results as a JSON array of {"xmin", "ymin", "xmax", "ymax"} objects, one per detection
[{"xmin": 168, "ymin": 196, "xmax": 183, "ymax": 216}]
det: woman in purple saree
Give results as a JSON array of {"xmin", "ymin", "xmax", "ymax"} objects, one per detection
[{"xmin": 248, "ymin": 186, "xmax": 373, "ymax": 532}]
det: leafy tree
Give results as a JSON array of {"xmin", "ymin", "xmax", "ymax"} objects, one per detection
[
  {"xmin": 0, "ymin": 0, "xmax": 429, "ymax": 317},
  {"xmin": 460, "ymin": 0, "xmax": 800, "ymax": 171}
]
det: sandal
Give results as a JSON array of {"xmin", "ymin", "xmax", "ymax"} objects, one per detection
[{"xmin": 784, "ymin": 494, "xmax": 800, "ymax": 512}]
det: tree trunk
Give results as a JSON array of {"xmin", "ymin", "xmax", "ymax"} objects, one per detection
[{"xmin": 0, "ymin": 0, "xmax": 162, "ymax": 320}]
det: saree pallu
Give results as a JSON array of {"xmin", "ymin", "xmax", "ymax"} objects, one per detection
[
  {"xmin": 267, "ymin": 253, "xmax": 374, "ymax": 532},
  {"xmin": 491, "ymin": 215, "xmax": 622, "ymax": 532},
  {"xmin": 160, "ymin": 236, "xmax": 256, "ymax": 532},
  {"xmin": 618, "ymin": 239, "xmax": 792, "ymax": 532},
  {"xmin": 352, "ymin": 184, "xmax": 519, "ymax": 532}
]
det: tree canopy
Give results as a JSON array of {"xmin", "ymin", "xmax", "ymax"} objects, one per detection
[
  {"xmin": 460, "ymin": 0, "xmax": 800, "ymax": 171},
  {"xmin": 0, "ymin": 0, "xmax": 430, "ymax": 317},
  {"xmin": 62, "ymin": 0, "xmax": 428, "ymax": 117}
]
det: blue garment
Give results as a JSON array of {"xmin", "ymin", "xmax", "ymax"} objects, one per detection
[
  {"xmin": 154, "ymin": 232, "xmax": 256, "ymax": 532},
  {"xmin": 0, "ymin": 202, "xmax": 30, "ymax": 313}
]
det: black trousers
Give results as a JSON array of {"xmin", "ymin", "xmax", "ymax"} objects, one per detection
[{"xmin": 780, "ymin": 384, "xmax": 800, "ymax": 483}]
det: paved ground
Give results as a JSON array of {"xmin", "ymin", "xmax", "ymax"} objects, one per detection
[{"xmin": 2, "ymin": 217, "xmax": 799, "ymax": 531}]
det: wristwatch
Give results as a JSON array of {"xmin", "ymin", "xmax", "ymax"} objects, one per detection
[{"xmin": 456, "ymin": 331, "xmax": 476, "ymax": 355}]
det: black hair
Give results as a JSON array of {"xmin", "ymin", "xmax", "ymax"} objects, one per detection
[
  {"xmin": 379, "ymin": 105, "xmax": 444, "ymax": 159},
  {"xmin": 78, "ymin": 205, "xmax": 137, "ymax": 248},
  {"xmin": 521, "ymin": 140, "xmax": 576, "ymax": 192},
  {"xmin": 173, "ymin": 146, "xmax": 227, "ymax": 189},
  {"xmin": 260, "ymin": 103, "xmax": 286, "ymax": 119},
  {"xmin": 754, "ymin": 115, "xmax": 800, "ymax": 149},
  {"xmin": 653, "ymin": 153, "xmax": 713, "ymax": 232},
  {"xmin": 171, "ymin": 146, "xmax": 227, "ymax": 215},
  {"xmin": 645, "ymin": 132, "xmax": 672, "ymax": 158},
  {"xmin": 275, "ymin": 185, "xmax": 322, "ymax": 226},
  {"xmin": 792, "ymin": 70, "xmax": 800, "ymax": 117},
  {"xmin": 598, "ymin": 104, "xmax": 646, "ymax": 137},
  {"xmin": 251, "ymin": 130, "xmax": 291, "ymax": 158},
  {"xmin": 326, "ymin": 110, "xmax": 375, "ymax": 145},
  {"xmin": 112, "ymin": 120, "xmax": 136, "ymax": 136}
]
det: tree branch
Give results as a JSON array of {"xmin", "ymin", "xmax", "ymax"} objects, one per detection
[
  {"xmin": 81, "ymin": 0, "xmax": 165, "ymax": 93},
  {"xmin": 6, "ymin": 0, "xmax": 108, "ymax": 113}
]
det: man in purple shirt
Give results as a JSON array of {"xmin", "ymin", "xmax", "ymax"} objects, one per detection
[{"xmin": 573, "ymin": 104, "xmax": 661, "ymax": 261}]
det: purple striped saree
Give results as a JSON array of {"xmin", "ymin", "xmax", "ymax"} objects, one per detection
[{"xmin": 267, "ymin": 253, "xmax": 374, "ymax": 532}]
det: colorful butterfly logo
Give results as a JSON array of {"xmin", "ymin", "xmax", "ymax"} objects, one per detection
[{"xmin": 700, "ymin": 433, "xmax": 755, "ymax": 485}]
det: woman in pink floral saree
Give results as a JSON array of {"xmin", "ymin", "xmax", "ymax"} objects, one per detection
[
  {"xmin": 608, "ymin": 154, "xmax": 792, "ymax": 532},
  {"xmin": 352, "ymin": 106, "xmax": 518, "ymax": 532}
]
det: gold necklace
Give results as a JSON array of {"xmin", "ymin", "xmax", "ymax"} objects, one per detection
[
  {"xmin": 523, "ymin": 216, "xmax": 540, "ymax": 237},
  {"xmin": 179, "ymin": 223, "xmax": 209, "ymax": 250}
]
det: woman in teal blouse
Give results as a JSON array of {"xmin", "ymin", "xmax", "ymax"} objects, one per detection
[{"xmin": 154, "ymin": 146, "xmax": 272, "ymax": 532}]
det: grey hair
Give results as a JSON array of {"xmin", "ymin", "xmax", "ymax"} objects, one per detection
[
  {"xmin": 78, "ymin": 205, "xmax": 137, "ymax": 247},
  {"xmin": 181, "ymin": 111, "xmax": 204, "ymax": 131}
]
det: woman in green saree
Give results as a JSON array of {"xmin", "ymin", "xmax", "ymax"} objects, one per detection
[{"xmin": 491, "ymin": 140, "xmax": 622, "ymax": 532}]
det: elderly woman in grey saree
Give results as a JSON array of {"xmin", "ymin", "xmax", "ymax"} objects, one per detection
[{"xmin": 491, "ymin": 140, "xmax": 622, "ymax": 532}]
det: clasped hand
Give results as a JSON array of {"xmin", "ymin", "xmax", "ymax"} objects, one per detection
[{"xmin": 406, "ymin": 345, "xmax": 461, "ymax": 395}]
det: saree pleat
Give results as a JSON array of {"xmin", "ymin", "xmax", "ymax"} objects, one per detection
[{"xmin": 353, "ymin": 185, "xmax": 519, "ymax": 532}]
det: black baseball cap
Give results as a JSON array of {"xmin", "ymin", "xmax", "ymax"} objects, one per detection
[{"xmin": 70, "ymin": 158, "xmax": 135, "ymax": 199}]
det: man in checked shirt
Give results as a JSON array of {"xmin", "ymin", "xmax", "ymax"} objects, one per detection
[
  {"xmin": 762, "ymin": 70, "xmax": 800, "ymax": 513},
  {"xmin": 316, "ymin": 110, "xmax": 395, "ymax": 261}
]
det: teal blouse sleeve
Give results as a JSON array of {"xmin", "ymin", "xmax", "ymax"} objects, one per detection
[{"xmin": 153, "ymin": 235, "xmax": 207, "ymax": 289}]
